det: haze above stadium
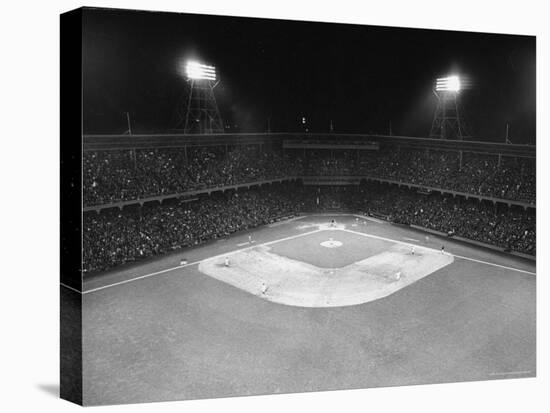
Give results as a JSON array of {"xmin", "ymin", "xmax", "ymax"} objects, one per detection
[{"xmin": 82, "ymin": 8, "xmax": 535, "ymax": 143}]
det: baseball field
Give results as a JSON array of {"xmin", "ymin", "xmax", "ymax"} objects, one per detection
[{"xmin": 81, "ymin": 214, "xmax": 536, "ymax": 405}]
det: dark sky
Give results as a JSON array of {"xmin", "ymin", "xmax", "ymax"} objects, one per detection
[{"xmin": 82, "ymin": 7, "xmax": 536, "ymax": 143}]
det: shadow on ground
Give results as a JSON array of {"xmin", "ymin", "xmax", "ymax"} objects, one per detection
[{"xmin": 37, "ymin": 383, "xmax": 59, "ymax": 398}]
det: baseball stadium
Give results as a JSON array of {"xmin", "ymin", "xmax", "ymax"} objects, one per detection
[
  {"xmin": 60, "ymin": 7, "xmax": 537, "ymax": 406},
  {"xmin": 70, "ymin": 132, "xmax": 535, "ymax": 405}
]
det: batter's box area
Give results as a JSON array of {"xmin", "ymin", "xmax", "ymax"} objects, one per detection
[
  {"xmin": 198, "ymin": 230, "xmax": 454, "ymax": 307},
  {"xmin": 270, "ymin": 229, "xmax": 391, "ymax": 268}
]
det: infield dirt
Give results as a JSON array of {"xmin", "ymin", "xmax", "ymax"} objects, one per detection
[{"xmin": 198, "ymin": 229, "xmax": 454, "ymax": 307}]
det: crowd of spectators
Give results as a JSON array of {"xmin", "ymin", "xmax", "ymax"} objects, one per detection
[
  {"xmin": 83, "ymin": 181, "xmax": 535, "ymax": 273},
  {"xmin": 294, "ymin": 147, "xmax": 535, "ymax": 204},
  {"xmin": 84, "ymin": 144, "xmax": 535, "ymax": 207},
  {"xmin": 83, "ymin": 145, "xmax": 299, "ymax": 206},
  {"xmin": 307, "ymin": 183, "xmax": 536, "ymax": 255},
  {"xmin": 83, "ymin": 183, "xmax": 306, "ymax": 272}
]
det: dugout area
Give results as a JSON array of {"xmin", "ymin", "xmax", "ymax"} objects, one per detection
[{"xmin": 81, "ymin": 214, "xmax": 535, "ymax": 405}]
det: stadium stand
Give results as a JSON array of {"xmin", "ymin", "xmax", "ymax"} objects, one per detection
[
  {"xmin": 82, "ymin": 135, "xmax": 536, "ymax": 273},
  {"xmin": 291, "ymin": 147, "xmax": 535, "ymax": 204},
  {"xmin": 83, "ymin": 183, "xmax": 306, "ymax": 272},
  {"xmin": 84, "ymin": 146, "xmax": 298, "ymax": 206},
  {"xmin": 83, "ymin": 180, "xmax": 535, "ymax": 273},
  {"xmin": 84, "ymin": 143, "xmax": 535, "ymax": 207}
]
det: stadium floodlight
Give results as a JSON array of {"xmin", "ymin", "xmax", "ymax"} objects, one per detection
[
  {"xmin": 435, "ymin": 75, "xmax": 461, "ymax": 92},
  {"xmin": 181, "ymin": 59, "xmax": 224, "ymax": 133},
  {"xmin": 185, "ymin": 61, "xmax": 217, "ymax": 81},
  {"xmin": 430, "ymin": 74, "xmax": 469, "ymax": 139}
]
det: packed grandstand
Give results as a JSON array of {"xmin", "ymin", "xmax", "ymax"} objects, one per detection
[{"xmin": 82, "ymin": 135, "xmax": 536, "ymax": 273}]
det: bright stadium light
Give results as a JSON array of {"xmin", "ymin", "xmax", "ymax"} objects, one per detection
[
  {"xmin": 185, "ymin": 61, "xmax": 217, "ymax": 81},
  {"xmin": 435, "ymin": 75, "xmax": 461, "ymax": 92},
  {"xmin": 181, "ymin": 59, "xmax": 224, "ymax": 133},
  {"xmin": 431, "ymin": 74, "xmax": 470, "ymax": 139}
]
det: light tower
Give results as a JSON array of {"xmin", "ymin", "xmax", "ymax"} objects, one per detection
[
  {"xmin": 183, "ymin": 61, "xmax": 224, "ymax": 134},
  {"xmin": 430, "ymin": 75, "xmax": 467, "ymax": 140}
]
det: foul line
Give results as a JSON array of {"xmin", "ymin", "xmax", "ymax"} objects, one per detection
[
  {"xmin": 343, "ymin": 227, "xmax": 440, "ymax": 253},
  {"xmin": 199, "ymin": 229, "xmax": 323, "ymax": 265},
  {"xmin": 83, "ymin": 229, "xmax": 323, "ymax": 294},
  {"xmin": 452, "ymin": 253, "xmax": 536, "ymax": 276},
  {"xmin": 352, "ymin": 214, "xmax": 386, "ymax": 224},
  {"xmin": 342, "ymin": 228, "xmax": 536, "ymax": 276},
  {"xmin": 83, "ymin": 261, "xmax": 202, "ymax": 294}
]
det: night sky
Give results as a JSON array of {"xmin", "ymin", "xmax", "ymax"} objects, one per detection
[{"xmin": 82, "ymin": 7, "xmax": 536, "ymax": 143}]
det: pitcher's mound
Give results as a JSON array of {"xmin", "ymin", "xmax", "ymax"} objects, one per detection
[{"xmin": 320, "ymin": 239, "xmax": 343, "ymax": 248}]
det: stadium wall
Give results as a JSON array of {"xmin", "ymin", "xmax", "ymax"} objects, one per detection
[{"xmin": 83, "ymin": 133, "xmax": 536, "ymax": 158}]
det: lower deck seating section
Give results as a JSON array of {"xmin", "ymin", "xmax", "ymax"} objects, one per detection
[
  {"xmin": 83, "ymin": 181, "xmax": 535, "ymax": 274},
  {"xmin": 83, "ymin": 183, "xmax": 306, "ymax": 273},
  {"xmin": 308, "ymin": 183, "xmax": 535, "ymax": 254}
]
